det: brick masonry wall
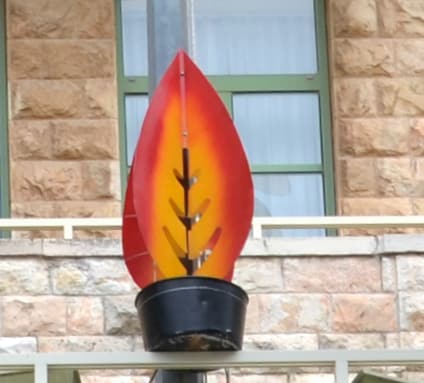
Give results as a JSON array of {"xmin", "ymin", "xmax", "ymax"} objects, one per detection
[
  {"xmin": 328, "ymin": 0, "xmax": 424, "ymax": 233},
  {"xmin": 6, "ymin": 0, "xmax": 121, "ymax": 228},
  {"xmin": 1, "ymin": 237, "xmax": 424, "ymax": 382}
]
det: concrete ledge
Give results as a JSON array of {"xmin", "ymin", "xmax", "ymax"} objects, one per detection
[
  {"xmin": 0, "ymin": 235, "xmax": 424, "ymax": 257},
  {"xmin": 0, "ymin": 239, "xmax": 43, "ymax": 256}
]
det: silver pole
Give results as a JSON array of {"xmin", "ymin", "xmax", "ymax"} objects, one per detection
[{"xmin": 146, "ymin": 0, "xmax": 190, "ymax": 96}]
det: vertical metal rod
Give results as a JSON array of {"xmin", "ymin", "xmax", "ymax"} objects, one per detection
[
  {"xmin": 146, "ymin": 0, "xmax": 190, "ymax": 96},
  {"xmin": 335, "ymin": 359, "xmax": 349, "ymax": 383},
  {"xmin": 34, "ymin": 363, "xmax": 48, "ymax": 383}
]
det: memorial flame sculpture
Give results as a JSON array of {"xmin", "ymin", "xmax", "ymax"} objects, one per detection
[{"xmin": 122, "ymin": 50, "xmax": 253, "ymax": 352}]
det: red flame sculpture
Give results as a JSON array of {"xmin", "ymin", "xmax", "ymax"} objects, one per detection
[{"xmin": 123, "ymin": 50, "xmax": 253, "ymax": 288}]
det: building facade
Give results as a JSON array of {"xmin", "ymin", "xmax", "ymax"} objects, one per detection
[
  {"xmin": 1, "ymin": 0, "xmax": 423, "ymax": 233},
  {"xmin": 1, "ymin": 1, "xmax": 424, "ymax": 383}
]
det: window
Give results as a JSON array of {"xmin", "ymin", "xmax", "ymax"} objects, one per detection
[
  {"xmin": 0, "ymin": 0, "xmax": 9, "ymax": 221},
  {"xmin": 116, "ymin": 0, "xmax": 335, "ymax": 236}
]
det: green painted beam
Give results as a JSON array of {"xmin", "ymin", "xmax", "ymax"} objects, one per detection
[{"xmin": 251, "ymin": 164, "xmax": 322, "ymax": 174}]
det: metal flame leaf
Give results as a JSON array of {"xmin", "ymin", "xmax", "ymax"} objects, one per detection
[{"xmin": 123, "ymin": 51, "xmax": 253, "ymax": 286}]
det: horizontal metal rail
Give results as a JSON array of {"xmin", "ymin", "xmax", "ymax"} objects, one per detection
[
  {"xmin": 2, "ymin": 216, "xmax": 424, "ymax": 239},
  {"xmin": 1, "ymin": 350, "xmax": 424, "ymax": 383}
]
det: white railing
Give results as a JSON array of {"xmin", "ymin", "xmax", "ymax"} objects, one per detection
[
  {"xmin": 1, "ymin": 350, "xmax": 424, "ymax": 383},
  {"xmin": 2, "ymin": 216, "xmax": 424, "ymax": 240}
]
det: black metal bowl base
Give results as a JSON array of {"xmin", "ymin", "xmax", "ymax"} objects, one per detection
[{"xmin": 135, "ymin": 276, "xmax": 249, "ymax": 352}]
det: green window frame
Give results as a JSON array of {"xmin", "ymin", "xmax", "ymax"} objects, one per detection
[
  {"xmin": 116, "ymin": 0, "xmax": 335, "ymax": 225},
  {"xmin": 0, "ymin": 0, "xmax": 10, "ymax": 221}
]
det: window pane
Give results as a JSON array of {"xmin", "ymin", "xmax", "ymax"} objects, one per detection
[
  {"xmin": 254, "ymin": 174, "xmax": 325, "ymax": 237},
  {"xmin": 121, "ymin": 0, "xmax": 148, "ymax": 76},
  {"xmin": 125, "ymin": 95, "xmax": 149, "ymax": 164},
  {"xmin": 233, "ymin": 93, "xmax": 321, "ymax": 165},
  {"xmin": 193, "ymin": 0, "xmax": 317, "ymax": 75}
]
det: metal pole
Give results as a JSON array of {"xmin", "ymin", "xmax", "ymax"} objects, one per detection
[{"xmin": 146, "ymin": 0, "xmax": 190, "ymax": 95}]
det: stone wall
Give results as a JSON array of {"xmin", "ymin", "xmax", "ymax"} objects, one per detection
[
  {"xmin": 328, "ymin": 0, "xmax": 424, "ymax": 232},
  {"xmin": 2, "ymin": 236, "xmax": 424, "ymax": 382},
  {"xmin": 3, "ymin": 0, "xmax": 424, "ymax": 228},
  {"xmin": 6, "ymin": 0, "xmax": 121, "ymax": 226}
]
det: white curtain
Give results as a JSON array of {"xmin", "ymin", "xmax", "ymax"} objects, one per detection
[
  {"xmin": 121, "ymin": 0, "xmax": 148, "ymax": 76},
  {"xmin": 254, "ymin": 174, "xmax": 325, "ymax": 237},
  {"xmin": 233, "ymin": 93, "xmax": 321, "ymax": 165},
  {"xmin": 125, "ymin": 96, "xmax": 149, "ymax": 164},
  {"xmin": 192, "ymin": 0, "xmax": 317, "ymax": 75}
]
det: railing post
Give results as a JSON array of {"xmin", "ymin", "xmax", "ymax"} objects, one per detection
[
  {"xmin": 63, "ymin": 223, "xmax": 73, "ymax": 240},
  {"xmin": 252, "ymin": 221, "xmax": 262, "ymax": 239},
  {"xmin": 335, "ymin": 359, "xmax": 349, "ymax": 383},
  {"xmin": 34, "ymin": 362, "xmax": 48, "ymax": 383}
]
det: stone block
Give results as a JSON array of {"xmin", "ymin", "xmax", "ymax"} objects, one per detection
[
  {"xmin": 8, "ymin": 40, "xmax": 47, "ymax": 79},
  {"xmin": 382, "ymin": 256, "xmax": 396, "ymax": 291},
  {"xmin": 38, "ymin": 336, "xmax": 133, "ymax": 352},
  {"xmin": 0, "ymin": 259, "xmax": 49, "ymax": 294},
  {"xmin": 2, "ymin": 296, "xmax": 66, "ymax": 336},
  {"xmin": 67, "ymin": 297, "xmax": 104, "ymax": 335},
  {"xmin": 396, "ymin": 40, "xmax": 424, "ymax": 75},
  {"xmin": 9, "ymin": 120, "xmax": 52, "ymax": 160},
  {"xmin": 232, "ymin": 258, "xmax": 283, "ymax": 293},
  {"xmin": 375, "ymin": 79, "xmax": 424, "ymax": 116},
  {"xmin": 8, "ymin": 0, "xmax": 114, "ymax": 38},
  {"xmin": 11, "ymin": 80, "xmax": 84, "ymax": 119},
  {"xmin": 0, "ymin": 337, "xmax": 37, "ymax": 354},
  {"xmin": 332, "ymin": 294, "xmax": 397, "ymax": 332},
  {"xmin": 11, "ymin": 161, "xmax": 83, "ymax": 201},
  {"xmin": 283, "ymin": 257, "xmax": 381, "ymax": 293},
  {"xmin": 52, "ymin": 120, "xmax": 119, "ymax": 160},
  {"xmin": 244, "ymin": 334, "xmax": 318, "ymax": 351},
  {"xmin": 335, "ymin": 39, "xmax": 395, "ymax": 76},
  {"xmin": 51, "ymin": 259, "xmax": 138, "ymax": 295},
  {"xmin": 376, "ymin": 158, "xmax": 414, "ymax": 197},
  {"xmin": 319, "ymin": 333, "xmax": 384, "ymax": 349},
  {"xmin": 52, "ymin": 201, "xmax": 122, "ymax": 219},
  {"xmin": 45, "ymin": 40, "xmax": 114, "ymax": 79},
  {"xmin": 412, "ymin": 198, "xmax": 424, "ymax": 214},
  {"xmin": 341, "ymin": 158, "xmax": 377, "ymax": 196},
  {"xmin": 334, "ymin": 79, "xmax": 377, "ymax": 117},
  {"xmin": 385, "ymin": 333, "xmax": 400, "ymax": 348},
  {"xmin": 400, "ymin": 332, "xmax": 424, "ymax": 348},
  {"xmin": 331, "ymin": 0, "xmax": 377, "ymax": 37},
  {"xmin": 410, "ymin": 119, "xmax": 424, "ymax": 155},
  {"xmin": 81, "ymin": 161, "xmax": 121, "ymax": 200},
  {"xmin": 289, "ymin": 374, "xmax": 335, "ymax": 383},
  {"xmin": 0, "ymin": 239, "xmax": 43, "ymax": 256},
  {"xmin": 261, "ymin": 237, "xmax": 378, "ymax": 256},
  {"xmin": 217, "ymin": 376, "xmax": 287, "ymax": 383},
  {"xmin": 241, "ymin": 238, "xmax": 269, "ymax": 256},
  {"xmin": 341, "ymin": 198, "xmax": 413, "ymax": 216},
  {"xmin": 378, "ymin": 0, "xmax": 424, "ymax": 37},
  {"xmin": 339, "ymin": 118, "xmax": 409, "ymax": 156},
  {"xmin": 246, "ymin": 294, "xmax": 330, "ymax": 333},
  {"xmin": 43, "ymin": 239, "xmax": 122, "ymax": 257},
  {"xmin": 399, "ymin": 293, "xmax": 424, "ymax": 331},
  {"xmin": 380, "ymin": 234, "xmax": 424, "ymax": 255},
  {"xmin": 11, "ymin": 201, "xmax": 57, "ymax": 219},
  {"xmin": 397, "ymin": 256, "xmax": 424, "ymax": 290},
  {"xmin": 104, "ymin": 296, "xmax": 141, "ymax": 335},
  {"xmin": 83, "ymin": 80, "xmax": 117, "ymax": 118}
]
